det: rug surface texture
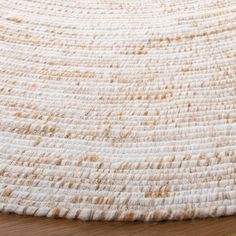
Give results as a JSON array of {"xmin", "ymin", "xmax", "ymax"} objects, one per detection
[{"xmin": 0, "ymin": 0, "xmax": 236, "ymax": 221}]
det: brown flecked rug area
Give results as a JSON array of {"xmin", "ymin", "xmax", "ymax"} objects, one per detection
[{"xmin": 0, "ymin": 0, "xmax": 236, "ymax": 222}]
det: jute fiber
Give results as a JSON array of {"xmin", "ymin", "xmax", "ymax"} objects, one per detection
[{"xmin": 0, "ymin": 0, "xmax": 236, "ymax": 221}]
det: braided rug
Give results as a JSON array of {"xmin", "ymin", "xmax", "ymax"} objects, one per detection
[{"xmin": 0, "ymin": 0, "xmax": 236, "ymax": 221}]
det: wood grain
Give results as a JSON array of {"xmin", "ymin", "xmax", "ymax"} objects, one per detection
[{"xmin": 0, "ymin": 213, "xmax": 236, "ymax": 236}]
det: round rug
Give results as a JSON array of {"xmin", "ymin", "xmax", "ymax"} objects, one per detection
[{"xmin": 0, "ymin": 0, "xmax": 236, "ymax": 221}]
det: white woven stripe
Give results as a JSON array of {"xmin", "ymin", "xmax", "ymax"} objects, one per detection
[{"xmin": 0, "ymin": 0, "xmax": 236, "ymax": 221}]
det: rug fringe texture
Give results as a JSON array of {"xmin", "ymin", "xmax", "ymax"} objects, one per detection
[{"xmin": 0, "ymin": 0, "xmax": 236, "ymax": 221}]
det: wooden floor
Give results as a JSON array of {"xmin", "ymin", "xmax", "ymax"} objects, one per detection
[{"xmin": 1, "ymin": 213, "xmax": 236, "ymax": 236}]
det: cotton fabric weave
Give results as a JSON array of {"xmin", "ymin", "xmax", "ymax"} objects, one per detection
[{"xmin": 0, "ymin": 0, "xmax": 236, "ymax": 221}]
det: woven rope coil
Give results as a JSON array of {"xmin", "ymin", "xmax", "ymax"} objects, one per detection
[{"xmin": 0, "ymin": 0, "xmax": 236, "ymax": 221}]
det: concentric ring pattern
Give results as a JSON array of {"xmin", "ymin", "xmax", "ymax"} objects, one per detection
[{"xmin": 0, "ymin": 0, "xmax": 236, "ymax": 221}]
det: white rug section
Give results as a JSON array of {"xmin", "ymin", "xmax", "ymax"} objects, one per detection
[{"xmin": 0, "ymin": 0, "xmax": 236, "ymax": 221}]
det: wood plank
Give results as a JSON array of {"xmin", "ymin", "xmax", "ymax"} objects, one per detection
[{"xmin": 1, "ymin": 213, "xmax": 236, "ymax": 236}]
